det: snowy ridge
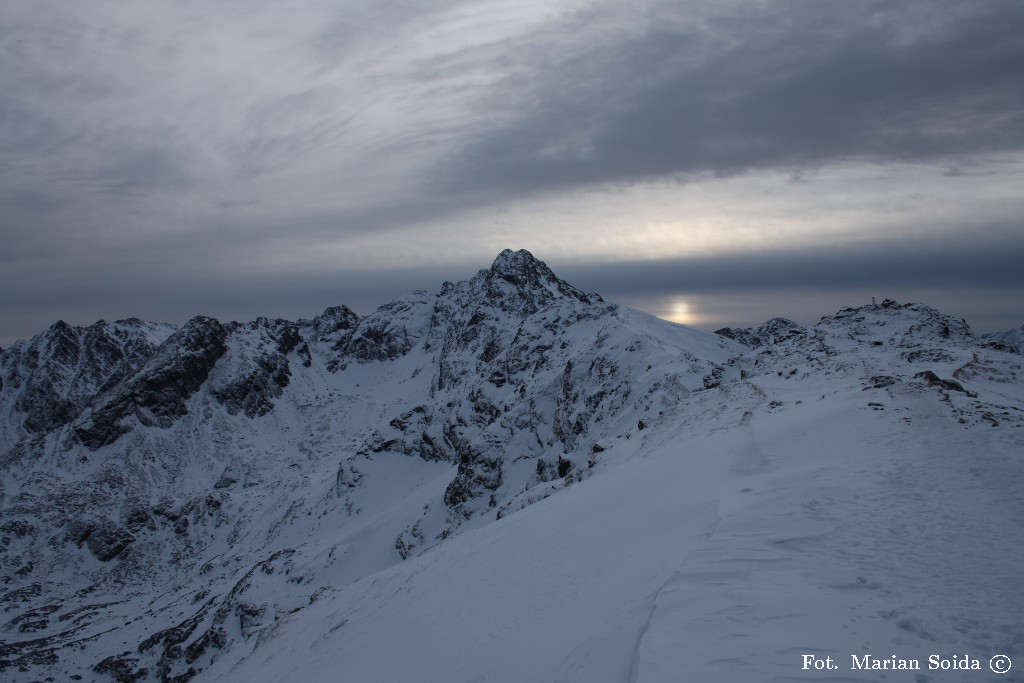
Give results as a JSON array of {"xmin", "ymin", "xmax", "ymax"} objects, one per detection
[
  {"xmin": 983, "ymin": 324, "xmax": 1024, "ymax": 355},
  {"xmin": 1, "ymin": 257, "xmax": 1022, "ymax": 682}
]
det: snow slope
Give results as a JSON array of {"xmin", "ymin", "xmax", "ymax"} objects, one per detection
[{"xmin": 1, "ymin": 259, "xmax": 1022, "ymax": 682}]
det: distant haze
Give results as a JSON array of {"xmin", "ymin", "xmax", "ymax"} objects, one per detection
[{"xmin": 2, "ymin": 0, "xmax": 1023, "ymax": 346}]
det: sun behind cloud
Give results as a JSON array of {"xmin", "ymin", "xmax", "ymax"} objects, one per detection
[{"xmin": 657, "ymin": 296, "xmax": 700, "ymax": 326}]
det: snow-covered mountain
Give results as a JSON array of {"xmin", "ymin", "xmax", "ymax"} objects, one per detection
[
  {"xmin": 983, "ymin": 324, "xmax": 1024, "ymax": 355},
  {"xmin": 1, "ymin": 254, "xmax": 1022, "ymax": 682}
]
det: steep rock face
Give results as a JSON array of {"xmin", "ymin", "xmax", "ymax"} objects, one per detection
[
  {"xmin": 209, "ymin": 318, "xmax": 303, "ymax": 418},
  {"xmin": 73, "ymin": 317, "xmax": 230, "ymax": 449},
  {"xmin": 0, "ymin": 319, "xmax": 175, "ymax": 453},
  {"xmin": 714, "ymin": 317, "xmax": 805, "ymax": 349},
  {"xmin": 72, "ymin": 518, "xmax": 137, "ymax": 562},
  {"xmin": 333, "ymin": 294, "xmax": 430, "ymax": 367},
  {"xmin": 467, "ymin": 248, "xmax": 599, "ymax": 312},
  {"xmin": 300, "ymin": 304, "xmax": 360, "ymax": 343}
]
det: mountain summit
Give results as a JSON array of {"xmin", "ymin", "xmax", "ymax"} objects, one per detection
[
  {"xmin": 1, "ymin": 255, "xmax": 1021, "ymax": 683},
  {"xmin": 486, "ymin": 248, "xmax": 597, "ymax": 305}
]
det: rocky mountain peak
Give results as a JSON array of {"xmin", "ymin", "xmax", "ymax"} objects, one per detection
[
  {"xmin": 817, "ymin": 299, "xmax": 974, "ymax": 347},
  {"xmin": 490, "ymin": 249, "xmax": 589, "ymax": 298},
  {"xmin": 302, "ymin": 305, "xmax": 360, "ymax": 342},
  {"xmin": 714, "ymin": 317, "xmax": 804, "ymax": 349},
  {"xmin": 457, "ymin": 249, "xmax": 598, "ymax": 316},
  {"xmin": 489, "ymin": 248, "xmax": 546, "ymax": 280}
]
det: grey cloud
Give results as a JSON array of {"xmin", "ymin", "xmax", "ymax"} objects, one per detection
[
  {"xmin": 223, "ymin": 87, "xmax": 358, "ymax": 179},
  {"xmin": 307, "ymin": 1, "xmax": 468, "ymax": 72},
  {"xmin": 0, "ymin": 101, "xmax": 77, "ymax": 162},
  {"xmin": 91, "ymin": 145, "xmax": 196, "ymax": 196},
  {"xmin": 440, "ymin": 0, "xmax": 1024, "ymax": 195},
  {"xmin": 0, "ymin": 188, "xmax": 70, "ymax": 214},
  {"xmin": 1, "ymin": 58, "xmax": 194, "ymax": 200},
  {"xmin": 2, "ymin": 1, "xmax": 1022, "ymax": 347}
]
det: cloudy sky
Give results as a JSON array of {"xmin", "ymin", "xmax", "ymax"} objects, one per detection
[{"xmin": 2, "ymin": 0, "xmax": 1023, "ymax": 347}]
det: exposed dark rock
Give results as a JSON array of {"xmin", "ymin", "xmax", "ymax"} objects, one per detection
[
  {"xmin": 333, "ymin": 297, "xmax": 427, "ymax": 367},
  {"xmin": 904, "ymin": 349, "xmax": 955, "ymax": 363},
  {"xmin": 3, "ymin": 320, "xmax": 171, "ymax": 438},
  {"xmin": 702, "ymin": 365, "xmax": 724, "ymax": 389},
  {"xmin": 184, "ymin": 626, "xmax": 227, "ymax": 664},
  {"xmin": 0, "ymin": 583, "xmax": 43, "ymax": 604},
  {"xmin": 0, "ymin": 632, "xmax": 60, "ymax": 672},
  {"xmin": 74, "ymin": 317, "xmax": 229, "ymax": 449},
  {"xmin": 557, "ymin": 456, "xmax": 573, "ymax": 478},
  {"xmin": 915, "ymin": 370, "xmax": 975, "ymax": 396},
  {"xmin": 485, "ymin": 249, "xmax": 599, "ymax": 311},
  {"xmin": 981, "ymin": 324, "xmax": 1024, "ymax": 354},
  {"xmin": 235, "ymin": 603, "xmax": 266, "ymax": 638},
  {"xmin": 67, "ymin": 518, "xmax": 135, "ymax": 561},
  {"xmin": 9, "ymin": 603, "xmax": 60, "ymax": 633},
  {"xmin": 303, "ymin": 305, "xmax": 360, "ymax": 342},
  {"xmin": 210, "ymin": 319, "xmax": 298, "ymax": 418},
  {"xmin": 213, "ymin": 469, "xmax": 238, "ymax": 489},
  {"xmin": 85, "ymin": 523, "xmax": 135, "ymax": 562},
  {"xmin": 344, "ymin": 320, "xmax": 415, "ymax": 362},
  {"xmin": 715, "ymin": 318, "xmax": 804, "ymax": 349},
  {"xmin": 1, "ymin": 519, "xmax": 36, "ymax": 540},
  {"xmin": 123, "ymin": 504, "xmax": 155, "ymax": 533},
  {"xmin": 443, "ymin": 434, "xmax": 503, "ymax": 513},
  {"xmin": 93, "ymin": 653, "xmax": 148, "ymax": 683},
  {"xmin": 395, "ymin": 522, "xmax": 425, "ymax": 560},
  {"xmin": 138, "ymin": 599, "xmax": 214, "ymax": 656}
]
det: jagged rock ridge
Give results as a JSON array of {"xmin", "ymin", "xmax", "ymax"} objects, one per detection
[{"xmin": 714, "ymin": 317, "xmax": 805, "ymax": 349}]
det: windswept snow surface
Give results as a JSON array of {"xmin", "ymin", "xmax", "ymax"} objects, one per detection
[
  {"xmin": 2, "ymin": 256, "xmax": 1022, "ymax": 682},
  {"xmin": 212, "ymin": 301, "xmax": 1024, "ymax": 683},
  {"xmin": 210, "ymin": 343, "xmax": 1024, "ymax": 683}
]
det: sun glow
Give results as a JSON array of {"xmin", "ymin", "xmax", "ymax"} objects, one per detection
[{"xmin": 663, "ymin": 297, "xmax": 695, "ymax": 325}]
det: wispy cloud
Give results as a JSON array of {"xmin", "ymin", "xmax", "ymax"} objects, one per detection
[{"xmin": 439, "ymin": 0, "xmax": 1024, "ymax": 195}]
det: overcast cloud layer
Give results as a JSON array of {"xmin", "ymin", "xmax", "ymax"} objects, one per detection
[{"xmin": 2, "ymin": 0, "xmax": 1023, "ymax": 346}]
